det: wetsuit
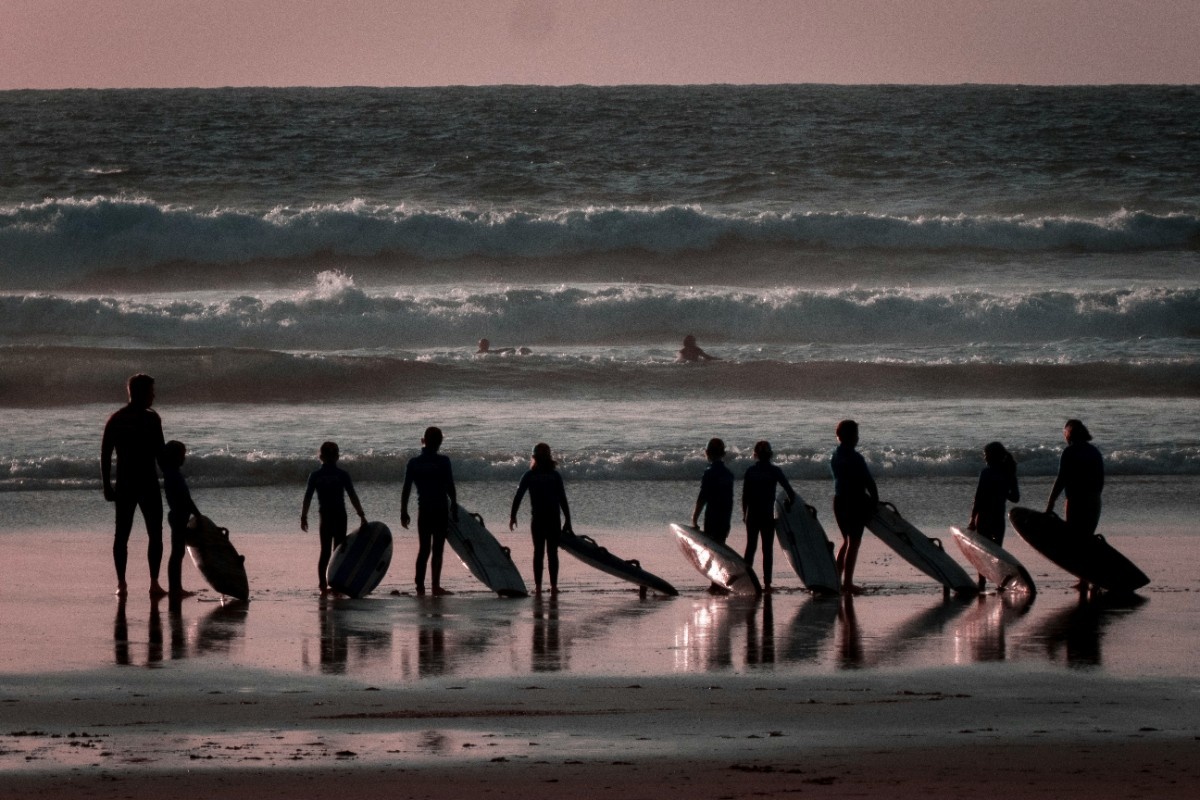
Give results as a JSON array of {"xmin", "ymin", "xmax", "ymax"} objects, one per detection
[
  {"xmin": 1054, "ymin": 441, "xmax": 1104, "ymax": 536},
  {"xmin": 830, "ymin": 444, "xmax": 878, "ymax": 541},
  {"xmin": 741, "ymin": 461, "xmax": 795, "ymax": 585},
  {"xmin": 511, "ymin": 467, "xmax": 571, "ymax": 591},
  {"xmin": 163, "ymin": 466, "xmax": 200, "ymax": 594},
  {"xmin": 402, "ymin": 448, "xmax": 457, "ymax": 591},
  {"xmin": 971, "ymin": 464, "xmax": 1020, "ymax": 545},
  {"xmin": 102, "ymin": 403, "xmax": 166, "ymax": 586},
  {"xmin": 304, "ymin": 463, "xmax": 362, "ymax": 588},
  {"xmin": 696, "ymin": 460, "xmax": 735, "ymax": 542}
]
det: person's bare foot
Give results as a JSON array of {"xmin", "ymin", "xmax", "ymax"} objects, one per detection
[
  {"xmin": 115, "ymin": 582, "xmax": 128, "ymax": 597},
  {"xmin": 169, "ymin": 588, "xmax": 198, "ymax": 599},
  {"xmin": 432, "ymin": 587, "xmax": 453, "ymax": 596},
  {"xmin": 415, "ymin": 585, "xmax": 426, "ymax": 596},
  {"xmin": 319, "ymin": 586, "xmax": 331, "ymax": 596},
  {"xmin": 843, "ymin": 583, "xmax": 864, "ymax": 595},
  {"xmin": 149, "ymin": 581, "xmax": 168, "ymax": 599}
]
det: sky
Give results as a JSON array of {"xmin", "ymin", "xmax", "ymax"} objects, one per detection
[{"xmin": 1, "ymin": 0, "xmax": 1198, "ymax": 89}]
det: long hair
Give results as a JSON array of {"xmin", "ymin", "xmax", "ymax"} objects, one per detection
[{"xmin": 1064, "ymin": 419, "xmax": 1093, "ymax": 443}]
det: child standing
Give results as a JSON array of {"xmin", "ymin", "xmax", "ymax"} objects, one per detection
[
  {"xmin": 161, "ymin": 440, "xmax": 198, "ymax": 600},
  {"xmin": 830, "ymin": 420, "xmax": 878, "ymax": 595},
  {"xmin": 741, "ymin": 440, "xmax": 795, "ymax": 593},
  {"xmin": 401, "ymin": 426, "xmax": 459, "ymax": 596},
  {"xmin": 509, "ymin": 443, "xmax": 572, "ymax": 595},
  {"xmin": 301, "ymin": 441, "xmax": 367, "ymax": 594}
]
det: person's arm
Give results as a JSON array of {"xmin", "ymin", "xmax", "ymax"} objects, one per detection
[
  {"xmin": 741, "ymin": 472, "xmax": 749, "ymax": 521},
  {"xmin": 100, "ymin": 419, "xmax": 115, "ymax": 501},
  {"xmin": 558, "ymin": 473, "xmax": 572, "ymax": 533},
  {"xmin": 400, "ymin": 462, "xmax": 413, "ymax": 528},
  {"xmin": 445, "ymin": 458, "xmax": 458, "ymax": 521},
  {"xmin": 509, "ymin": 473, "xmax": 529, "ymax": 530},
  {"xmin": 344, "ymin": 473, "xmax": 367, "ymax": 524},
  {"xmin": 862, "ymin": 456, "xmax": 879, "ymax": 504},
  {"xmin": 691, "ymin": 486, "xmax": 706, "ymax": 527},
  {"xmin": 1045, "ymin": 453, "xmax": 1066, "ymax": 513},
  {"xmin": 777, "ymin": 467, "xmax": 796, "ymax": 510},
  {"xmin": 300, "ymin": 474, "xmax": 315, "ymax": 531},
  {"xmin": 968, "ymin": 474, "xmax": 983, "ymax": 530}
]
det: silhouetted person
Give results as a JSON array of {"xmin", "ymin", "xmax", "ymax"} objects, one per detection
[
  {"xmin": 510, "ymin": 442, "xmax": 573, "ymax": 595},
  {"xmin": 101, "ymin": 373, "xmax": 167, "ymax": 598},
  {"xmin": 401, "ymin": 426, "xmax": 459, "ymax": 596},
  {"xmin": 1046, "ymin": 419, "xmax": 1104, "ymax": 593},
  {"xmin": 741, "ymin": 440, "xmax": 795, "ymax": 593},
  {"xmin": 301, "ymin": 441, "xmax": 367, "ymax": 595},
  {"xmin": 676, "ymin": 334, "xmax": 719, "ymax": 362},
  {"xmin": 162, "ymin": 440, "xmax": 199, "ymax": 600},
  {"xmin": 968, "ymin": 441, "xmax": 1020, "ymax": 591},
  {"xmin": 477, "ymin": 337, "xmax": 531, "ymax": 355},
  {"xmin": 830, "ymin": 420, "xmax": 878, "ymax": 595},
  {"xmin": 692, "ymin": 437, "xmax": 735, "ymax": 594}
]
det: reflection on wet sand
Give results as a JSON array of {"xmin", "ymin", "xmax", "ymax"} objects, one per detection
[
  {"xmin": 1029, "ymin": 593, "xmax": 1148, "ymax": 668},
  {"xmin": 312, "ymin": 596, "xmax": 393, "ymax": 675},
  {"xmin": 110, "ymin": 587, "xmax": 1154, "ymax": 678},
  {"xmin": 952, "ymin": 592, "xmax": 1036, "ymax": 663},
  {"xmin": 115, "ymin": 597, "xmax": 249, "ymax": 667}
]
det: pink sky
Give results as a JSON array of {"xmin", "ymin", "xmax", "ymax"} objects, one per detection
[{"xmin": 2, "ymin": 0, "xmax": 1197, "ymax": 89}]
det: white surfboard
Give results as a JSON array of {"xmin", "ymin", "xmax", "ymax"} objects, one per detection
[
  {"xmin": 866, "ymin": 502, "xmax": 977, "ymax": 595},
  {"xmin": 670, "ymin": 522, "xmax": 761, "ymax": 596},
  {"xmin": 445, "ymin": 508, "xmax": 528, "ymax": 597},
  {"xmin": 774, "ymin": 490, "xmax": 840, "ymax": 595},
  {"xmin": 951, "ymin": 525, "xmax": 1035, "ymax": 595}
]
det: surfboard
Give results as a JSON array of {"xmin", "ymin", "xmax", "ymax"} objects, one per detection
[
  {"xmin": 866, "ymin": 502, "xmax": 977, "ymax": 595},
  {"xmin": 774, "ymin": 490, "xmax": 840, "ymax": 595},
  {"xmin": 558, "ymin": 529, "xmax": 678, "ymax": 596},
  {"xmin": 326, "ymin": 521, "xmax": 393, "ymax": 598},
  {"xmin": 950, "ymin": 525, "xmax": 1036, "ymax": 595},
  {"xmin": 184, "ymin": 514, "xmax": 250, "ymax": 601},
  {"xmin": 670, "ymin": 522, "xmax": 762, "ymax": 596},
  {"xmin": 1009, "ymin": 507, "xmax": 1149, "ymax": 593},
  {"xmin": 445, "ymin": 509, "xmax": 528, "ymax": 597}
]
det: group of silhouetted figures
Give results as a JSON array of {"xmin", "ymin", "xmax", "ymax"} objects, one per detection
[{"xmin": 102, "ymin": 372, "xmax": 1104, "ymax": 599}]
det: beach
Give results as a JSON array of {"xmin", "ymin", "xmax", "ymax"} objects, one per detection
[{"xmin": 2, "ymin": 84, "xmax": 1198, "ymax": 795}]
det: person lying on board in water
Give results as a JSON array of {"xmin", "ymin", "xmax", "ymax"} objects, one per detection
[
  {"xmin": 741, "ymin": 440, "xmax": 795, "ymax": 594},
  {"xmin": 692, "ymin": 437, "xmax": 735, "ymax": 594},
  {"xmin": 161, "ymin": 440, "xmax": 199, "ymax": 601},
  {"xmin": 476, "ymin": 338, "xmax": 531, "ymax": 355},
  {"xmin": 101, "ymin": 372, "xmax": 167, "ymax": 599},
  {"xmin": 830, "ymin": 419, "xmax": 878, "ymax": 596},
  {"xmin": 301, "ymin": 441, "xmax": 368, "ymax": 595},
  {"xmin": 676, "ymin": 334, "xmax": 720, "ymax": 362},
  {"xmin": 401, "ymin": 426, "xmax": 459, "ymax": 596},
  {"xmin": 967, "ymin": 441, "xmax": 1020, "ymax": 592},
  {"xmin": 1046, "ymin": 418, "xmax": 1104, "ymax": 594}
]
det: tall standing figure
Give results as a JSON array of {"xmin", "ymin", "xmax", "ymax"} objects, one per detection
[
  {"xmin": 301, "ymin": 441, "xmax": 367, "ymax": 595},
  {"xmin": 830, "ymin": 420, "xmax": 878, "ymax": 595},
  {"xmin": 510, "ymin": 443, "xmax": 573, "ymax": 595},
  {"xmin": 968, "ymin": 441, "xmax": 1020, "ymax": 591},
  {"xmin": 101, "ymin": 373, "xmax": 167, "ymax": 599},
  {"xmin": 401, "ymin": 426, "xmax": 459, "ymax": 596},
  {"xmin": 1046, "ymin": 419, "xmax": 1104, "ymax": 590},
  {"xmin": 741, "ymin": 440, "xmax": 795, "ymax": 593},
  {"xmin": 692, "ymin": 437, "xmax": 735, "ymax": 594}
]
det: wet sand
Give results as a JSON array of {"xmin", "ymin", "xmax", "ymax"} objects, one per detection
[
  {"xmin": 3, "ymin": 666, "xmax": 1198, "ymax": 798},
  {"xmin": 2, "ymin": 483, "xmax": 1199, "ymax": 796}
]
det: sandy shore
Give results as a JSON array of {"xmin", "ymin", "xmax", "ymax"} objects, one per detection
[{"xmin": 3, "ymin": 666, "xmax": 1198, "ymax": 798}]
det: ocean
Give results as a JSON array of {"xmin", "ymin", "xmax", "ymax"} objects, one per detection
[{"xmin": 2, "ymin": 84, "xmax": 1196, "ymax": 497}]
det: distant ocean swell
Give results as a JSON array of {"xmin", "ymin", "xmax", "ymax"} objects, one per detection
[
  {"xmin": 1, "ymin": 347, "xmax": 1195, "ymax": 406},
  {"xmin": 2, "ymin": 198, "xmax": 1198, "ymax": 281},
  {"xmin": 2, "ymin": 281, "xmax": 1197, "ymax": 347},
  {"xmin": 5, "ymin": 444, "xmax": 1197, "ymax": 492}
]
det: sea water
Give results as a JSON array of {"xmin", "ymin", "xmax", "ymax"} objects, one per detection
[{"xmin": 1, "ymin": 85, "xmax": 1198, "ymax": 679}]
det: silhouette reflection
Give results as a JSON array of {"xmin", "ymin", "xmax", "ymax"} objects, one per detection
[
  {"xmin": 784, "ymin": 595, "xmax": 840, "ymax": 664},
  {"xmin": 952, "ymin": 592, "xmax": 1035, "ymax": 663},
  {"xmin": 195, "ymin": 599, "xmax": 250, "ymax": 656},
  {"xmin": 1033, "ymin": 592, "xmax": 1147, "ymax": 669},
  {"xmin": 673, "ymin": 595, "xmax": 762, "ymax": 671},
  {"xmin": 314, "ymin": 596, "xmax": 392, "ymax": 675},
  {"xmin": 531, "ymin": 595, "xmax": 563, "ymax": 672},
  {"xmin": 857, "ymin": 596, "xmax": 973, "ymax": 669}
]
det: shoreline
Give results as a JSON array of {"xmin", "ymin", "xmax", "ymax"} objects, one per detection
[{"xmin": 3, "ymin": 667, "xmax": 1198, "ymax": 798}]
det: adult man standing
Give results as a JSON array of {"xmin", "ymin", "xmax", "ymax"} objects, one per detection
[{"xmin": 101, "ymin": 373, "xmax": 167, "ymax": 598}]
